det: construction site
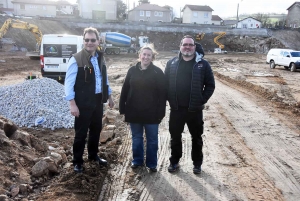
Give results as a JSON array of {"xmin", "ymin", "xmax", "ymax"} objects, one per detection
[{"xmin": 1, "ymin": 17, "xmax": 300, "ymax": 201}]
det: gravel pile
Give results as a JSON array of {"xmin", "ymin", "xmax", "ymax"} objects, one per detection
[{"xmin": 0, "ymin": 78, "xmax": 73, "ymax": 130}]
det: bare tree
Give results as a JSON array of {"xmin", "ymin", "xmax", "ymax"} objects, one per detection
[{"xmin": 253, "ymin": 13, "xmax": 271, "ymax": 28}]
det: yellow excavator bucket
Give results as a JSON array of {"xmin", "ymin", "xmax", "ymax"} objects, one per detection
[{"xmin": 213, "ymin": 32, "xmax": 226, "ymax": 49}]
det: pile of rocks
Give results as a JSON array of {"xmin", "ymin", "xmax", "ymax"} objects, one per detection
[{"xmin": 0, "ymin": 78, "xmax": 73, "ymax": 130}]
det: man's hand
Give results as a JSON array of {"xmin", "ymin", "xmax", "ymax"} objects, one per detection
[
  {"xmin": 69, "ymin": 99, "xmax": 80, "ymax": 117},
  {"xmin": 108, "ymin": 95, "xmax": 115, "ymax": 109}
]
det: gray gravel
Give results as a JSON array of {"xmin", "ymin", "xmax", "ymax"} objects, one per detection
[{"xmin": 0, "ymin": 78, "xmax": 73, "ymax": 130}]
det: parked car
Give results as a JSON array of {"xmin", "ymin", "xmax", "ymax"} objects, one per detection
[{"xmin": 266, "ymin": 48, "xmax": 300, "ymax": 72}]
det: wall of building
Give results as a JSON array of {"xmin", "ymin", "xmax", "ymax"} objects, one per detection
[
  {"xmin": 286, "ymin": 4, "xmax": 300, "ymax": 28},
  {"xmin": 79, "ymin": 0, "xmax": 116, "ymax": 20},
  {"xmin": 128, "ymin": 10, "xmax": 171, "ymax": 22},
  {"xmin": 13, "ymin": 3, "xmax": 56, "ymax": 17}
]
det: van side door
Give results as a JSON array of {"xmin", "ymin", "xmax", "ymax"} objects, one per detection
[{"xmin": 281, "ymin": 51, "xmax": 291, "ymax": 67}]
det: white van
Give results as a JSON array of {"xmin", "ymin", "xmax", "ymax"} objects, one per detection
[
  {"xmin": 40, "ymin": 34, "xmax": 83, "ymax": 81},
  {"xmin": 266, "ymin": 48, "xmax": 300, "ymax": 72}
]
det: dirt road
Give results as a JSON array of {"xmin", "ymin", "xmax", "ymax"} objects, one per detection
[
  {"xmin": 97, "ymin": 52, "xmax": 300, "ymax": 201},
  {"xmin": 1, "ymin": 51, "xmax": 300, "ymax": 200}
]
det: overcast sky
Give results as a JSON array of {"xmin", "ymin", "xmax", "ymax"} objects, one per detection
[{"xmin": 68, "ymin": 0, "xmax": 296, "ymax": 18}]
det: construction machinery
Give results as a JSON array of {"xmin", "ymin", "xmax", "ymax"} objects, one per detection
[
  {"xmin": 195, "ymin": 32, "xmax": 205, "ymax": 41},
  {"xmin": 99, "ymin": 32, "xmax": 149, "ymax": 54},
  {"xmin": 0, "ymin": 18, "xmax": 43, "ymax": 58},
  {"xmin": 213, "ymin": 32, "xmax": 226, "ymax": 53}
]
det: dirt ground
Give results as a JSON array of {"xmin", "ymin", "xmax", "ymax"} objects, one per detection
[{"xmin": 0, "ymin": 50, "xmax": 300, "ymax": 201}]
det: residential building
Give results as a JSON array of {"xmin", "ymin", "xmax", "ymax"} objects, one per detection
[
  {"xmin": 0, "ymin": 0, "xmax": 13, "ymax": 14},
  {"xmin": 286, "ymin": 2, "xmax": 300, "ymax": 28},
  {"xmin": 11, "ymin": 0, "xmax": 74, "ymax": 17},
  {"xmin": 211, "ymin": 15, "xmax": 222, "ymax": 25},
  {"xmin": 236, "ymin": 17, "xmax": 261, "ymax": 29},
  {"xmin": 223, "ymin": 20, "xmax": 238, "ymax": 28},
  {"xmin": 128, "ymin": 3, "xmax": 172, "ymax": 22},
  {"xmin": 56, "ymin": 0, "xmax": 75, "ymax": 15},
  {"xmin": 0, "ymin": 0, "xmax": 13, "ymax": 8},
  {"xmin": 77, "ymin": 0, "xmax": 117, "ymax": 20},
  {"xmin": 182, "ymin": 5, "xmax": 213, "ymax": 24}
]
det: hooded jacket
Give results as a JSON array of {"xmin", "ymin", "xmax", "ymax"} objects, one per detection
[{"xmin": 119, "ymin": 62, "xmax": 167, "ymax": 124}]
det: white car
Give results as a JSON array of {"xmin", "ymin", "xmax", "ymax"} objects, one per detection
[{"xmin": 266, "ymin": 48, "xmax": 300, "ymax": 72}]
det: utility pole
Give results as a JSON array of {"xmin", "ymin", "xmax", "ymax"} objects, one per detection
[
  {"xmin": 237, "ymin": 0, "xmax": 243, "ymax": 27},
  {"xmin": 236, "ymin": 3, "xmax": 239, "ymax": 22}
]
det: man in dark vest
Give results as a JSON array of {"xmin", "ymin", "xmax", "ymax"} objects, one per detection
[
  {"xmin": 65, "ymin": 27, "xmax": 114, "ymax": 173},
  {"xmin": 165, "ymin": 35, "xmax": 215, "ymax": 174}
]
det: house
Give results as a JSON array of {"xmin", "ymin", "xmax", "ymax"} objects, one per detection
[
  {"xmin": 128, "ymin": 3, "xmax": 172, "ymax": 22},
  {"xmin": 286, "ymin": 2, "xmax": 300, "ymax": 28},
  {"xmin": 236, "ymin": 17, "xmax": 261, "ymax": 29},
  {"xmin": 11, "ymin": 0, "xmax": 74, "ymax": 17},
  {"xmin": 0, "ymin": 0, "xmax": 13, "ymax": 14},
  {"xmin": 211, "ymin": 15, "xmax": 222, "ymax": 25},
  {"xmin": 56, "ymin": 0, "xmax": 75, "ymax": 15},
  {"xmin": 0, "ymin": 0, "xmax": 13, "ymax": 9},
  {"xmin": 181, "ymin": 5, "xmax": 213, "ymax": 24},
  {"xmin": 223, "ymin": 20, "xmax": 238, "ymax": 28},
  {"xmin": 77, "ymin": 0, "xmax": 117, "ymax": 20}
]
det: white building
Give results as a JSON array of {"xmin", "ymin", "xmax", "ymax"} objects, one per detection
[{"xmin": 236, "ymin": 17, "xmax": 261, "ymax": 29}]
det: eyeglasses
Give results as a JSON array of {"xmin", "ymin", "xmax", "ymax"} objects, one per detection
[
  {"xmin": 181, "ymin": 43, "xmax": 195, "ymax": 47},
  {"xmin": 84, "ymin": 38, "xmax": 97, "ymax": 43}
]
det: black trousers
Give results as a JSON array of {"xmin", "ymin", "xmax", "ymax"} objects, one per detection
[
  {"xmin": 169, "ymin": 107, "xmax": 204, "ymax": 166},
  {"xmin": 73, "ymin": 94, "xmax": 103, "ymax": 165}
]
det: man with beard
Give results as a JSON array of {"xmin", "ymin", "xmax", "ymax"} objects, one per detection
[{"xmin": 165, "ymin": 35, "xmax": 215, "ymax": 174}]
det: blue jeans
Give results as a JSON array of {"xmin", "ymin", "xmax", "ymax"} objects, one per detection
[{"xmin": 130, "ymin": 123, "xmax": 159, "ymax": 168}]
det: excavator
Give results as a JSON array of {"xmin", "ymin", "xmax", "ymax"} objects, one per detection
[
  {"xmin": 195, "ymin": 32, "xmax": 205, "ymax": 41},
  {"xmin": 213, "ymin": 32, "xmax": 226, "ymax": 53},
  {"xmin": 0, "ymin": 18, "xmax": 42, "ymax": 59}
]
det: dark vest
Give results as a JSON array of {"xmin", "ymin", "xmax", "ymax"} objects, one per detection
[{"xmin": 73, "ymin": 49, "xmax": 108, "ymax": 108}]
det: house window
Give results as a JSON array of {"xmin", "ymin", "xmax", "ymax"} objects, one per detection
[
  {"xmin": 250, "ymin": 24, "xmax": 253, "ymax": 27},
  {"xmin": 159, "ymin": 12, "xmax": 163, "ymax": 17},
  {"xmin": 20, "ymin": 4, "xmax": 25, "ymax": 9},
  {"xmin": 242, "ymin": 24, "xmax": 247, "ymax": 28},
  {"xmin": 140, "ymin": 11, "xmax": 144, "ymax": 16},
  {"xmin": 193, "ymin": 12, "xmax": 197, "ymax": 17},
  {"xmin": 248, "ymin": 19, "xmax": 251, "ymax": 22},
  {"xmin": 204, "ymin": 12, "xmax": 208, "ymax": 18},
  {"xmin": 154, "ymin": 11, "xmax": 158, "ymax": 16},
  {"xmin": 97, "ymin": 0, "xmax": 101, "ymax": 4},
  {"xmin": 29, "ymin": 5, "xmax": 37, "ymax": 9},
  {"xmin": 146, "ymin": 11, "xmax": 150, "ymax": 17}
]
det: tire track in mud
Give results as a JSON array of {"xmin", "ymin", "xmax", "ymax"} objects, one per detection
[
  {"xmin": 206, "ymin": 79, "xmax": 300, "ymax": 200},
  {"xmin": 100, "ymin": 53, "xmax": 300, "ymax": 201}
]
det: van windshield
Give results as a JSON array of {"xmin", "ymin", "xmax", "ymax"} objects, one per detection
[{"xmin": 291, "ymin": 52, "xmax": 300, "ymax": 57}]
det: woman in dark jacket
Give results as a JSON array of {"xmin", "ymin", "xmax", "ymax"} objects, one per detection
[{"xmin": 119, "ymin": 44, "xmax": 166, "ymax": 172}]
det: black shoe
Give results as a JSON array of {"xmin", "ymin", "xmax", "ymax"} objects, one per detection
[
  {"xmin": 74, "ymin": 164, "xmax": 83, "ymax": 173},
  {"xmin": 89, "ymin": 156, "xmax": 108, "ymax": 166},
  {"xmin": 131, "ymin": 163, "xmax": 141, "ymax": 169},
  {"xmin": 193, "ymin": 165, "xmax": 201, "ymax": 174},
  {"xmin": 149, "ymin": 168, "xmax": 157, "ymax": 172},
  {"xmin": 168, "ymin": 163, "xmax": 179, "ymax": 173}
]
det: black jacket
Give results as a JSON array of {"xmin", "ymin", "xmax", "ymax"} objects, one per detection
[
  {"xmin": 73, "ymin": 49, "xmax": 108, "ymax": 108},
  {"xmin": 165, "ymin": 53, "xmax": 215, "ymax": 112},
  {"xmin": 119, "ymin": 62, "xmax": 167, "ymax": 124}
]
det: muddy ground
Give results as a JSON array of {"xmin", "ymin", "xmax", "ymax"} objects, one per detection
[{"xmin": 0, "ymin": 50, "xmax": 300, "ymax": 201}]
